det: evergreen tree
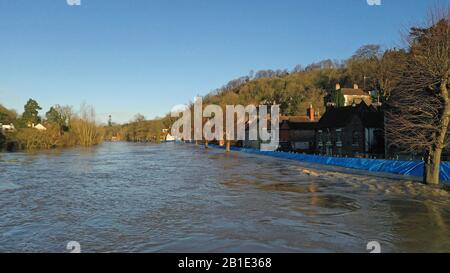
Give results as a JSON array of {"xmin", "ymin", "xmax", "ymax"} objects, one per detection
[{"xmin": 22, "ymin": 99, "xmax": 42, "ymax": 125}]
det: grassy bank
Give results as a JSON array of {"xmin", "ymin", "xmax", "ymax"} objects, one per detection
[
  {"xmin": 1, "ymin": 121, "xmax": 104, "ymax": 152},
  {"xmin": 1, "ymin": 103, "xmax": 104, "ymax": 152}
]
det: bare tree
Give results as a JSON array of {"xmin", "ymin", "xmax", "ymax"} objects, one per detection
[
  {"xmin": 377, "ymin": 49, "xmax": 408, "ymax": 100},
  {"xmin": 351, "ymin": 44, "xmax": 382, "ymax": 60},
  {"xmin": 387, "ymin": 11, "xmax": 450, "ymax": 185},
  {"xmin": 347, "ymin": 45, "xmax": 382, "ymax": 90},
  {"xmin": 72, "ymin": 103, "xmax": 103, "ymax": 147}
]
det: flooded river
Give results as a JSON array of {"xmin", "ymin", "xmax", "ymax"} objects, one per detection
[{"xmin": 1, "ymin": 142, "xmax": 450, "ymax": 252}]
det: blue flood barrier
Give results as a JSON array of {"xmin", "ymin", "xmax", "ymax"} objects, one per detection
[{"xmin": 203, "ymin": 144, "xmax": 450, "ymax": 182}]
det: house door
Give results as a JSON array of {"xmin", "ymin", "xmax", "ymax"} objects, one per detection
[{"xmin": 326, "ymin": 144, "xmax": 333, "ymax": 156}]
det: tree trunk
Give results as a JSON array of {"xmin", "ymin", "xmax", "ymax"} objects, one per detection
[
  {"xmin": 424, "ymin": 79, "xmax": 450, "ymax": 185},
  {"xmin": 226, "ymin": 140, "xmax": 231, "ymax": 152},
  {"xmin": 205, "ymin": 140, "xmax": 209, "ymax": 149},
  {"xmin": 424, "ymin": 149, "xmax": 442, "ymax": 185}
]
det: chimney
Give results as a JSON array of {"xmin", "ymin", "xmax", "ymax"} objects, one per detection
[
  {"xmin": 308, "ymin": 104, "xmax": 315, "ymax": 121},
  {"xmin": 335, "ymin": 83, "xmax": 341, "ymax": 90},
  {"xmin": 354, "ymin": 84, "xmax": 359, "ymax": 89}
]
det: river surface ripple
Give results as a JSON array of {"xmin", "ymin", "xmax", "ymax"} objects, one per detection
[{"xmin": 1, "ymin": 142, "xmax": 450, "ymax": 253}]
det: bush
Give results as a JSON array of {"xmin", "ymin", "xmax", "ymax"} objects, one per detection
[
  {"xmin": 71, "ymin": 118, "xmax": 104, "ymax": 146},
  {"xmin": 0, "ymin": 132, "xmax": 5, "ymax": 150},
  {"xmin": 12, "ymin": 122, "xmax": 104, "ymax": 151},
  {"xmin": 14, "ymin": 126, "xmax": 60, "ymax": 150}
]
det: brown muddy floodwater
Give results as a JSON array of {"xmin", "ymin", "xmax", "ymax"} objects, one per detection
[{"xmin": 1, "ymin": 142, "xmax": 450, "ymax": 253}]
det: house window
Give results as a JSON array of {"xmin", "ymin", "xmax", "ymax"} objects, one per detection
[
  {"xmin": 352, "ymin": 131, "xmax": 361, "ymax": 147},
  {"xmin": 317, "ymin": 130, "xmax": 323, "ymax": 144},
  {"xmin": 294, "ymin": 142, "xmax": 310, "ymax": 150},
  {"xmin": 336, "ymin": 129, "xmax": 343, "ymax": 145}
]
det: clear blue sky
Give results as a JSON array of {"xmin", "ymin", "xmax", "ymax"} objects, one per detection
[{"xmin": 0, "ymin": 0, "xmax": 436, "ymax": 124}]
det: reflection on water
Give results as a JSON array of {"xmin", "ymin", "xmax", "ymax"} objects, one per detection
[{"xmin": 1, "ymin": 142, "xmax": 450, "ymax": 253}]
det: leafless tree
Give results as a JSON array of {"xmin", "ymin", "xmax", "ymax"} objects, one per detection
[
  {"xmin": 72, "ymin": 103, "xmax": 103, "ymax": 147},
  {"xmin": 387, "ymin": 10, "xmax": 450, "ymax": 185},
  {"xmin": 377, "ymin": 49, "xmax": 408, "ymax": 100}
]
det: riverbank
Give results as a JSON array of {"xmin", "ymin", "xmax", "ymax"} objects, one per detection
[{"xmin": 0, "ymin": 122, "xmax": 104, "ymax": 152}]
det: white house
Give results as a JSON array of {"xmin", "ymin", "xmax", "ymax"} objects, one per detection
[
  {"xmin": 33, "ymin": 123, "xmax": 47, "ymax": 131},
  {"xmin": 335, "ymin": 83, "xmax": 372, "ymax": 107},
  {"xmin": 0, "ymin": 123, "xmax": 15, "ymax": 133},
  {"xmin": 166, "ymin": 133, "xmax": 176, "ymax": 141}
]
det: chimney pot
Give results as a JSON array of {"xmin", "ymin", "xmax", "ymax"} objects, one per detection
[{"xmin": 309, "ymin": 104, "xmax": 315, "ymax": 121}]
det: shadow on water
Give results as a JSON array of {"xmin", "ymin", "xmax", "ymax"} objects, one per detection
[{"xmin": 386, "ymin": 199, "xmax": 450, "ymax": 252}]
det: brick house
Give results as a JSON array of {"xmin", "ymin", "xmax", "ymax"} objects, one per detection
[
  {"xmin": 316, "ymin": 102, "xmax": 385, "ymax": 157},
  {"xmin": 279, "ymin": 105, "xmax": 318, "ymax": 152},
  {"xmin": 243, "ymin": 105, "xmax": 319, "ymax": 151},
  {"xmin": 242, "ymin": 106, "xmax": 276, "ymax": 150}
]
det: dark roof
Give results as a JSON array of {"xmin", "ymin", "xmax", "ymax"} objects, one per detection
[
  {"xmin": 246, "ymin": 115, "xmax": 319, "ymax": 130},
  {"xmin": 288, "ymin": 116, "xmax": 312, "ymax": 122},
  {"xmin": 280, "ymin": 116, "xmax": 315, "ymax": 122},
  {"xmin": 317, "ymin": 103, "xmax": 384, "ymax": 129},
  {"xmin": 279, "ymin": 116, "xmax": 318, "ymax": 130},
  {"xmin": 341, "ymin": 88, "xmax": 371, "ymax": 96},
  {"xmin": 287, "ymin": 121, "xmax": 317, "ymax": 130},
  {"xmin": 363, "ymin": 112, "xmax": 384, "ymax": 128}
]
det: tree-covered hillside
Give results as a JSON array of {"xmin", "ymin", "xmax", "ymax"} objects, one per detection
[
  {"xmin": 114, "ymin": 44, "xmax": 407, "ymax": 142},
  {"xmin": 199, "ymin": 44, "xmax": 405, "ymax": 117}
]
